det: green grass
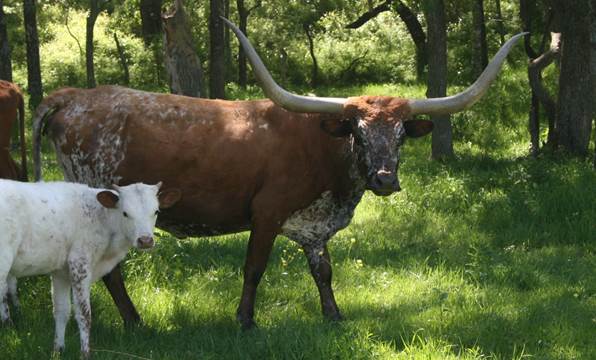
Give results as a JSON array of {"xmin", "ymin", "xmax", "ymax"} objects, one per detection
[{"xmin": 2, "ymin": 78, "xmax": 595, "ymax": 359}]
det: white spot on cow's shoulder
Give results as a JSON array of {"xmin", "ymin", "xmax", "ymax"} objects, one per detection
[{"xmin": 258, "ymin": 123, "xmax": 269, "ymax": 130}]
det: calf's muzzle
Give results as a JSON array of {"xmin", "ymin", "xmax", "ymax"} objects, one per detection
[{"xmin": 137, "ymin": 236, "xmax": 155, "ymax": 249}]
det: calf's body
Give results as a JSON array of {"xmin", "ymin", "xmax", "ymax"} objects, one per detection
[{"xmin": 0, "ymin": 180, "xmax": 175, "ymax": 357}]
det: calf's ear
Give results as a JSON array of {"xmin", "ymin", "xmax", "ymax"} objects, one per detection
[
  {"xmin": 159, "ymin": 189, "xmax": 182, "ymax": 209},
  {"xmin": 404, "ymin": 119, "xmax": 434, "ymax": 138},
  {"xmin": 97, "ymin": 190, "xmax": 119, "ymax": 209}
]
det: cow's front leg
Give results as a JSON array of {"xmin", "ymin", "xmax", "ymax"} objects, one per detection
[
  {"xmin": 102, "ymin": 263, "xmax": 141, "ymax": 327},
  {"xmin": 237, "ymin": 224, "xmax": 278, "ymax": 330},
  {"xmin": 69, "ymin": 258, "xmax": 92, "ymax": 359},
  {"xmin": 302, "ymin": 245, "xmax": 342, "ymax": 321}
]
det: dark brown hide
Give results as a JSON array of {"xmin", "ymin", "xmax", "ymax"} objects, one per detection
[
  {"xmin": 0, "ymin": 80, "xmax": 27, "ymax": 181},
  {"xmin": 34, "ymin": 86, "xmax": 423, "ymax": 328}
]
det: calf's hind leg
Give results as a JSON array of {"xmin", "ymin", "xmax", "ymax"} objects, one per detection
[
  {"xmin": 7, "ymin": 275, "xmax": 19, "ymax": 310},
  {"xmin": 69, "ymin": 258, "xmax": 92, "ymax": 358},
  {"xmin": 0, "ymin": 255, "xmax": 14, "ymax": 325},
  {"xmin": 51, "ymin": 273, "xmax": 71, "ymax": 353}
]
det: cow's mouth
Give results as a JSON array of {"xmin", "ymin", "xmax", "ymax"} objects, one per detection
[{"xmin": 370, "ymin": 187, "xmax": 398, "ymax": 197}]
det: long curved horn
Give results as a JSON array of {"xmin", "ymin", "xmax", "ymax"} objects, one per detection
[
  {"xmin": 408, "ymin": 32, "xmax": 527, "ymax": 116},
  {"xmin": 222, "ymin": 17, "xmax": 346, "ymax": 113}
]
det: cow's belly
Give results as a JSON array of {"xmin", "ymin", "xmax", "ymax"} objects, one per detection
[{"xmin": 157, "ymin": 219, "xmax": 250, "ymax": 238}]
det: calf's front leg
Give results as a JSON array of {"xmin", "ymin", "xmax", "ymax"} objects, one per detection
[{"xmin": 69, "ymin": 258, "xmax": 92, "ymax": 358}]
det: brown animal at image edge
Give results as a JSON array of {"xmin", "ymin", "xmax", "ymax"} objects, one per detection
[
  {"xmin": 0, "ymin": 80, "xmax": 27, "ymax": 182},
  {"xmin": 32, "ymin": 20, "xmax": 525, "ymax": 330}
]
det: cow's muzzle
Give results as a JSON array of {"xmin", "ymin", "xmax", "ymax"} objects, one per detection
[
  {"xmin": 369, "ymin": 170, "xmax": 401, "ymax": 196},
  {"xmin": 137, "ymin": 236, "xmax": 155, "ymax": 249}
]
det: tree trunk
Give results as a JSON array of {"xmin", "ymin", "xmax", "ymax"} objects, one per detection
[
  {"xmin": 236, "ymin": 0, "xmax": 261, "ymax": 88},
  {"xmin": 394, "ymin": 0, "xmax": 427, "ymax": 82},
  {"xmin": 304, "ymin": 23, "xmax": 319, "ymax": 88},
  {"xmin": 23, "ymin": 0, "xmax": 42, "ymax": 109},
  {"xmin": 472, "ymin": 0, "xmax": 488, "ymax": 77},
  {"xmin": 113, "ymin": 33, "xmax": 130, "ymax": 86},
  {"xmin": 591, "ymin": 0, "xmax": 596, "ymax": 168},
  {"xmin": 555, "ymin": 0, "xmax": 593, "ymax": 156},
  {"xmin": 494, "ymin": 0, "xmax": 506, "ymax": 45},
  {"xmin": 140, "ymin": 0, "xmax": 163, "ymax": 47},
  {"xmin": 424, "ymin": 0, "xmax": 453, "ymax": 159},
  {"xmin": 0, "ymin": 0, "xmax": 12, "ymax": 81},
  {"xmin": 86, "ymin": 0, "xmax": 101, "ymax": 88},
  {"xmin": 209, "ymin": 0, "xmax": 225, "ymax": 99},
  {"xmin": 162, "ymin": 0, "xmax": 204, "ymax": 98}
]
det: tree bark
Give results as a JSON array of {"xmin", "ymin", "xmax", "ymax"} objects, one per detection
[
  {"xmin": 113, "ymin": 32, "xmax": 130, "ymax": 86},
  {"xmin": 528, "ymin": 33, "xmax": 561, "ymax": 149},
  {"xmin": 424, "ymin": 0, "xmax": 453, "ymax": 159},
  {"xmin": 162, "ymin": 0, "xmax": 204, "ymax": 97},
  {"xmin": 23, "ymin": 0, "xmax": 42, "ymax": 109},
  {"xmin": 0, "ymin": 0, "xmax": 12, "ymax": 81},
  {"xmin": 140, "ymin": 0, "xmax": 163, "ymax": 47},
  {"xmin": 86, "ymin": 0, "xmax": 102, "ymax": 88},
  {"xmin": 394, "ymin": 0, "xmax": 427, "ymax": 82},
  {"xmin": 494, "ymin": 0, "xmax": 506, "ymax": 45},
  {"xmin": 591, "ymin": 0, "xmax": 596, "ymax": 167},
  {"xmin": 555, "ymin": 0, "xmax": 593, "ymax": 156},
  {"xmin": 304, "ymin": 23, "xmax": 318, "ymax": 88},
  {"xmin": 345, "ymin": 0, "xmax": 427, "ymax": 82},
  {"xmin": 236, "ymin": 0, "xmax": 260, "ymax": 88},
  {"xmin": 345, "ymin": 0, "xmax": 392, "ymax": 29},
  {"xmin": 209, "ymin": 0, "xmax": 225, "ymax": 99},
  {"xmin": 472, "ymin": 0, "xmax": 489, "ymax": 77}
]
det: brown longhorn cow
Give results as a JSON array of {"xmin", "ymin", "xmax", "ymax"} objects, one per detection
[
  {"xmin": 33, "ymin": 20, "xmax": 524, "ymax": 329},
  {"xmin": 0, "ymin": 80, "xmax": 27, "ymax": 181}
]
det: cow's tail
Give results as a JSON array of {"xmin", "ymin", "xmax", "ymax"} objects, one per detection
[
  {"xmin": 17, "ymin": 92, "xmax": 27, "ymax": 181},
  {"xmin": 32, "ymin": 100, "xmax": 60, "ymax": 182}
]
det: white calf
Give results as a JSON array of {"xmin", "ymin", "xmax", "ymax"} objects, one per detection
[{"xmin": 0, "ymin": 180, "xmax": 181, "ymax": 358}]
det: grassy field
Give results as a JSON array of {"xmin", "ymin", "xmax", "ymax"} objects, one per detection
[{"xmin": 1, "ymin": 78, "xmax": 595, "ymax": 359}]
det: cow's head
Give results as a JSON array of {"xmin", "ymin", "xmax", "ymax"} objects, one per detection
[
  {"xmin": 223, "ymin": 18, "xmax": 524, "ymax": 196},
  {"xmin": 320, "ymin": 96, "xmax": 433, "ymax": 195},
  {"xmin": 96, "ymin": 182, "xmax": 181, "ymax": 249}
]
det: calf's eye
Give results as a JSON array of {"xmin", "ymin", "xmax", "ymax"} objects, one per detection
[
  {"xmin": 154, "ymin": 210, "xmax": 159, "ymax": 216},
  {"xmin": 123, "ymin": 211, "xmax": 129, "ymax": 218}
]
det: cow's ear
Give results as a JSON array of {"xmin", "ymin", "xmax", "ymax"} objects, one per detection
[
  {"xmin": 320, "ymin": 119, "xmax": 352, "ymax": 137},
  {"xmin": 159, "ymin": 189, "xmax": 182, "ymax": 209},
  {"xmin": 404, "ymin": 119, "xmax": 433, "ymax": 138},
  {"xmin": 97, "ymin": 190, "xmax": 119, "ymax": 209}
]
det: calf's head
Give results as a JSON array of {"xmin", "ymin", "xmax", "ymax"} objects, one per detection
[
  {"xmin": 96, "ymin": 183, "xmax": 181, "ymax": 249},
  {"xmin": 223, "ymin": 18, "xmax": 525, "ymax": 196}
]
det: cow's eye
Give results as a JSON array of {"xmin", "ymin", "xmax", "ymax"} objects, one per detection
[{"xmin": 123, "ymin": 211, "xmax": 129, "ymax": 218}]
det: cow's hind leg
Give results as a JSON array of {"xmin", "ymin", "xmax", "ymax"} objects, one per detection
[
  {"xmin": 51, "ymin": 273, "xmax": 71, "ymax": 353},
  {"xmin": 302, "ymin": 244, "xmax": 342, "ymax": 321},
  {"xmin": 102, "ymin": 263, "xmax": 141, "ymax": 327},
  {"xmin": 237, "ymin": 223, "xmax": 278, "ymax": 330}
]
